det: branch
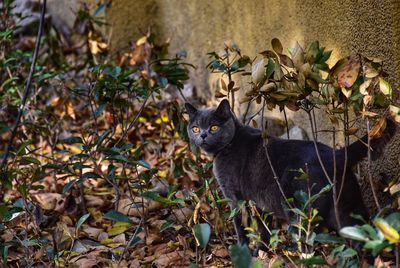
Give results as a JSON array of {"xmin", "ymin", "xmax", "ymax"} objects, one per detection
[{"xmin": 0, "ymin": 0, "xmax": 47, "ymax": 171}]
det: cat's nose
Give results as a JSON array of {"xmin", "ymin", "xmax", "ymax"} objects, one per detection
[{"xmin": 200, "ymin": 132, "xmax": 207, "ymax": 139}]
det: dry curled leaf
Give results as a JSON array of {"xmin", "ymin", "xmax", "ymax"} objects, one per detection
[{"xmin": 369, "ymin": 117, "xmax": 387, "ymax": 139}]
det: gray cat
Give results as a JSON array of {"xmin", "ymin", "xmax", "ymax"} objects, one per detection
[{"xmin": 185, "ymin": 99, "xmax": 396, "ymax": 246}]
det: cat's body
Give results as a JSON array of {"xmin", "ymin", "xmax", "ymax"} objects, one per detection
[{"xmin": 185, "ymin": 100, "xmax": 396, "ymax": 245}]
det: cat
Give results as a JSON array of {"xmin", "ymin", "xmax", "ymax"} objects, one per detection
[{"xmin": 185, "ymin": 99, "xmax": 396, "ymax": 246}]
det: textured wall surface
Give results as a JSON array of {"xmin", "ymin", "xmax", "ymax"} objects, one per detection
[{"xmin": 107, "ymin": 0, "xmax": 400, "ymax": 212}]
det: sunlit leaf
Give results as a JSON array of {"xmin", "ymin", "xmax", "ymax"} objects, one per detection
[
  {"xmin": 252, "ymin": 59, "xmax": 265, "ymax": 85},
  {"xmin": 359, "ymin": 79, "xmax": 371, "ymax": 95},
  {"xmin": 389, "ymin": 105, "xmax": 400, "ymax": 123},
  {"xmin": 379, "ymin": 77, "xmax": 392, "ymax": 96},
  {"xmin": 339, "ymin": 226, "xmax": 369, "ymax": 242},
  {"xmin": 374, "ymin": 218, "xmax": 400, "ymax": 244}
]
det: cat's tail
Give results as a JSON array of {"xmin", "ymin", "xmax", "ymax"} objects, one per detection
[{"xmin": 340, "ymin": 118, "xmax": 397, "ymax": 166}]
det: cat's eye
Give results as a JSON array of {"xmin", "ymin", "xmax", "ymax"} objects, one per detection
[
  {"xmin": 210, "ymin": 125, "xmax": 220, "ymax": 132},
  {"xmin": 192, "ymin": 126, "xmax": 200, "ymax": 133}
]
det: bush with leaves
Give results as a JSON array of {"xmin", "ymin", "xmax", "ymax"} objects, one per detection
[{"xmin": 206, "ymin": 38, "xmax": 400, "ymax": 266}]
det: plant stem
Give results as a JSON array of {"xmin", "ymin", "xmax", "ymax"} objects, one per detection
[
  {"xmin": 338, "ymin": 104, "xmax": 349, "ymax": 201},
  {"xmin": 0, "ymin": 0, "xmax": 47, "ymax": 171},
  {"xmin": 261, "ymin": 98, "xmax": 292, "ymax": 209},
  {"xmin": 366, "ymin": 118, "xmax": 381, "ymax": 210},
  {"xmin": 283, "ymin": 107, "xmax": 290, "ymax": 139},
  {"xmin": 307, "ymin": 111, "xmax": 341, "ymax": 228}
]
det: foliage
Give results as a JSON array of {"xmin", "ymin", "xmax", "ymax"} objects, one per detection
[
  {"xmin": 207, "ymin": 38, "xmax": 400, "ymax": 266},
  {"xmin": 1, "ymin": 0, "xmax": 400, "ymax": 266}
]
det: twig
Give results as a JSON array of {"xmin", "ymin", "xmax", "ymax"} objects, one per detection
[
  {"xmin": 0, "ymin": 0, "xmax": 47, "ymax": 171},
  {"xmin": 366, "ymin": 118, "xmax": 381, "ymax": 210},
  {"xmin": 118, "ymin": 218, "xmax": 143, "ymax": 264},
  {"xmin": 116, "ymin": 92, "xmax": 151, "ymax": 145},
  {"xmin": 242, "ymin": 99, "xmax": 252, "ymax": 124},
  {"xmin": 261, "ymin": 98, "xmax": 293, "ymax": 209},
  {"xmin": 307, "ymin": 111, "xmax": 341, "ymax": 227},
  {"xmin": 338, "ymin": 104, "xmax": 349, "ymax": 201},
  {"xmin": 283, "ymin": 107, "xmax": 290, "ymax": 139}
]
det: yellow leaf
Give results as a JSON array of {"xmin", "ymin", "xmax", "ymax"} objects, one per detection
[
  {"xmin": 136, "ymin": 36, "xmax": 147, "ymax": 46},
  {"xmin": 66, "ymin": 101, "xmax": 76, "ymax": 120},
  {"xmin": 138, "ymin": 116, "xmax": 147, "ymax": 123},
  {"xmin": 108, "ymin": 222, "xmax": 131, "ymax": 237},
  {"xmin": 379, "ymin": 77, "xmax": 392, "ymax": 96},
  {"xmin": 100, "ymin": 238, "xmax": 114, "ymax": 245},
  {"xmin": 374, "ymin": 218, "xmax": 400, "ymax": 244},
  {"xmin": 389, "ymin": 105, "xmax": 400, "ymax": 123},
  {"xmin": 161, "ymin": 114, "xmax": 169, "ymax": 123},
  {"xmin": 88, "ymin": 207, "xmax": 103, "ymax": 221},
  {"xmin": 341, "ymin": 88, "xmax": 352, "ymax": 99},
  {"xmin": 157, "ymin": 170, "xmax": 168, "ymax": 178}
]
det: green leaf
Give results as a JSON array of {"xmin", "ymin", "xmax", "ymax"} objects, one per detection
[
  {"xmin": 340, "ymin": 248, "xmax": 357, "ymax": 258},
  {"xmin": 315, "ymin": 233, "xmax": 345, "ymax": 244},
  {"xmin": 76, "ymin": 213, "xmax": 90, "ymax": 230},
  {"xmin": 160, "ymin": 220, "xmax": 175, "ymax": 233},
  {"xmin": 364, "ymin": 240, "xmax": 389, "ymax": 256},
  {"xmin": 299, "ymin": 255, "xmax": 326, "ymax": 265},
  {"xmin": 104, "ymin": 210, "xmax": 132, "ymax": 223},
  {"xmin": 193, "ymin": 223, "xmax": 211, "ymax": 249},
  {"xmin": 94, "ymin": 2, "xmax": 107, "ymax": 17},
  {"xmin": 339, "ymin": 226, "xmax": 369, "ymax": 242},
  {"xmin": 265, "ymin": 58, "xmax": 275, "ymax": 79},
  {"xmin": 385, "ymin": 212, "xmax": 400, "ymax": 231},
  {"xmin": 61, "ymin": 137, "xmax": 83, "ymax": 144},
  {"xmin": 136, "ymin": 160, "xmax": 151, "ymax": 169},
  {"xmin": 230, "ymin": 244, "xmax": 252, "ymax": 268},
  {"xmin": 63, "ymin": 180, "xmax": 76, "ymax": 193},
  {"xmin": 81, "ymin": 172, "xmax": 101, "ymax": 179},
  {"xmin": 21, "ymin": 157, "xmax": 41, "ymax": 165}
]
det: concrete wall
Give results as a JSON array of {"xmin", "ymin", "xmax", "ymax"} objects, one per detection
[{"xmin": 107, "ymin": 0, "xmax": 400, "ymax": 212}]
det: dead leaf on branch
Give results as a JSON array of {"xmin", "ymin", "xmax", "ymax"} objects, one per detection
[{"xmin": 369, "ymin": 117, "xmax": 387, "ymax": 139}]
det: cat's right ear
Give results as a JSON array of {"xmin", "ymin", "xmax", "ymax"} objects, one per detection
[{"xmin": 184, "ymin": 103, "xmax": 198, "ymax": 118}]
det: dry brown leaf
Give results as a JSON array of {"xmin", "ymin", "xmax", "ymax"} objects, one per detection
[
  {"xmin": 215, "ymin": 91, "xmax": 227, "ymax": 98},
  {"xmin": 152, "ymin": 251, "xmax": 190, "ymax": 268},
  {"xmin": 31, "ymin": 193, "xmax": 63, "ymax": 210},
  {"xmin": 212, "ymin": 245, "xmax": 229, "ymax": 258},
  {"xmin": 369, "ymin": 117, "xmax": 387, "ymax": 139}
]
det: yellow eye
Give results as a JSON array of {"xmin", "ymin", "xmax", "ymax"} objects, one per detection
[
  {"xmin": 192, "ymin": 126, "xmax": 200, "ymax": 133},
  {"xmin": 210, "ymin": 125, "xmax": 220, "ymax": 132}
]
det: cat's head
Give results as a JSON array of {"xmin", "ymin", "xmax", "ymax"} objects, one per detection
[{"xmin": 185, "ymin": 99, "xmax": 236, "ymax": 154}]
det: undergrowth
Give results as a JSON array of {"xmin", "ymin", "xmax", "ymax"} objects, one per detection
[{"xmin": 0, "ymin": 1, "xmax": 400, "ymax": 267}]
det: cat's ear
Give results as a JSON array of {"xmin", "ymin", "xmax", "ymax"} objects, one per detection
[
  {"xmin": 184, "ymin": 103, "xmax": 198, "ymax": 118},
  {"xmin": 215, "ymin": 99, "xmax": 232, "ymax": 119}
]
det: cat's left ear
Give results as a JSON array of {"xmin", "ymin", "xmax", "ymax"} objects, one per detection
[
  {"xmin": 185, "ymin": 103, "xmax": 198, "ymax": 118},
  {"xmin": 215, "ymin": 99, "xmax": 232, "ymax": 119}
]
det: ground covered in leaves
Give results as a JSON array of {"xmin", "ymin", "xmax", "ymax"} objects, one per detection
[{"xmin": 1, "ymin": 1, "xmax": 400, "ymax": 268}]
